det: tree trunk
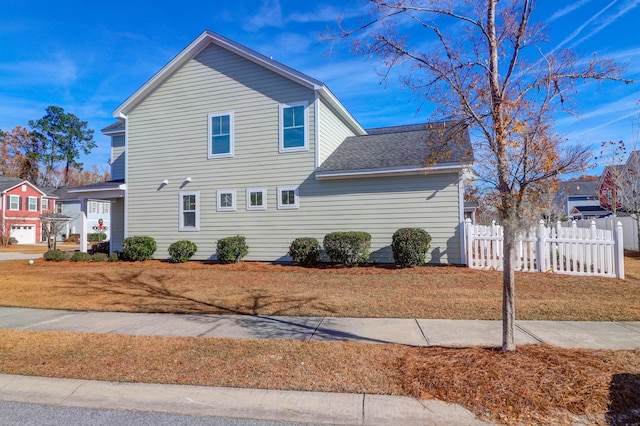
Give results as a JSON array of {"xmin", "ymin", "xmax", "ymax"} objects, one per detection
[{"xmin": 502, "ymin": 221, "xmax": 517, "ymax": 351}]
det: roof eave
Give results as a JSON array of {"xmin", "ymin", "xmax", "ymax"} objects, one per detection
[{"xmin": 315, "ymin": 163, "xmax": 469, "ymax": 180}]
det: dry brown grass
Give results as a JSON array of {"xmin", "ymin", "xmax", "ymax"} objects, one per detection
[
  {"xmin": 0, "ymin": 329, "xmax": 638, "ymax": 425},
  {"xmin": 1, "ymin": 256, "xmax": 640, "ymax": 424},
  {"xmin": 1, "ymin": 257, "xmax": 639, "ymax": 320}
]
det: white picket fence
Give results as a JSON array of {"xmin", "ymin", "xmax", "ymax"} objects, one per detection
[{"xmin": 464, "ymin": 219, "xmax": 625, "ymax": 279}]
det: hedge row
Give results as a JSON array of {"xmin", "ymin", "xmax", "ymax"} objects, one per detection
[{"xmin": 289, "ymin": 228, "xmax": 431, "ymax": 267}]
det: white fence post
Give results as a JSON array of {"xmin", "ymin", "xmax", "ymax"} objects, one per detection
[
  {"xmin": 536, "ymin": 220, "xmax": 545, "ymax": 272},
  {"xmin": 615, "ymin": 221, "xmax": 625, "ymax": 279}
]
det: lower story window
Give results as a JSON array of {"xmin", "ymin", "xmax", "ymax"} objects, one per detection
[
  {"xmin": 277, "ymin": 186, "xmax": 299, "ymax": 209},
  {"xmin": 179, "ymin": 191, "xmax": 199, "ymax": 231},
  {"xmin": 217, "ymin": 189, "xmax": 236, "ymax": 212},
  {"xmin": 246, "ymin": 188, "xmax": 266, "ymax": 211}
]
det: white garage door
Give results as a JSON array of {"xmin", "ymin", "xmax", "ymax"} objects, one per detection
[{"xmin": 11, "ymin": 225, "xmax": 36, "ymax": 244}]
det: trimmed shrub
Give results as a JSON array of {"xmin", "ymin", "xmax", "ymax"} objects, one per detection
[
  {"xmin": 43, "ymin": 249, "xmax": 68, "ymax": 262},
  {"xmin": 109, "ymin": 252, "xmax": 120, "ymax": 262},
  {"xmin": 391, "ymin": 228, "xmax": 432, "ymax": 267},
  {"xmin": 216, "ymin": 236, "xmax": 248, "ymax": 263},
  {"xmin": 168, "ymin": 240, "xmax": 198, "ymax": 263},
  {"xmin": 66, "ymin": 234, "xmax": 80, "ymax": 243},
  {"xmin": 88, "ymin": 232, "xmax": 107, "ymax": 242},
  {"xmin": 323, "ymin": 231, "xmax": 371, "ymax": 266},
  {"xmin": 121, "ymin": 236, "xmax": 157, "ymax": 261},
  {"xmin": 91, "ymin": 252, "xmax": 108, "ymax": 262},
  {"xmin": 70, "ymin": 251, "xmax": 92, "ymax": 262},
  {"xmin": 88, "ymin": 241, "xmax": 110, "ymax": 255},
  {"xmin": 289, "ymin": 237, "xmax": 321, "ymax": 266}
]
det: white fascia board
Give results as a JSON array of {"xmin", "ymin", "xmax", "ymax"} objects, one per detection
[
  {"xmin": 2, "ymin": 181, "xmax": 47, "ymax": 197},
  {"xmin": 315, "ymin": 163, "xmax": 467, "ymax": 180},
  {"xmin": 113, "ymin": 30, "xmax": 324, "ymax": 118},
  {"xmin": 102, "ymin": 128, "xmax": 125, "ymax": 136},
  {"xmin": 67, "ymin": 184, "xmax": 127, "ymax": 194},
  {"xmin": 317, "ymin": 87, "xmax": 366, "ymax": 136}
]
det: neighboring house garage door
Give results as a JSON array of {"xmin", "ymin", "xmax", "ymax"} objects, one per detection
[{"xmin": 11, "ymin": 225, "xmax": 36, "ymax": 244}]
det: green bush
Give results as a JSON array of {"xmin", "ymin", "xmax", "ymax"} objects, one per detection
[
  {"xmin": 91, "ymin": 252, "xmax": 108, "ymax": 262},
  {"xmin": 109, "ymin": 252, "xmax": 120, "ymax": 262},
  {"xmin": 168, "ymin": 240, "xmax": 198, "ymax": 263},
  {"xmin": 391, "ymin": 228, "xmax": 432, "ymax": 267},
  {"xmin": 70, "ymin": 251, "xmax": 92, "ymax": 262},
  {"xmin": 43, "ymin": 249, "xmax": 69, "ymax": 261},
  {"xmin": 288, "ymin": 237, "xmax": 321, "ymax": 266},
  {"xmin": 121, "ymin": 236, "xmax": 157, "ymax": 261},
  {"xmin": 66, "ymin": 234, "xmax": 80, "ymax": 243},
  {"xmin": 88, "ymin": 232, "xmax": 107, "ymax": 242},
  {"xmin": 216, "ymin": 236, "xmax": 248, "ymax": 263},
  {"xmin": 323, "ymin": 231, "xmax": 371, "ymax": 266}
]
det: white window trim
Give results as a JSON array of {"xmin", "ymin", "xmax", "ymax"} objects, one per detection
[
  {"xmin": 9, "ymin": 195, "xmax": 19, "ymax": 211},
  {"xmin": 208, "ymin": 111, "xmax": 234, "ymax": 159},
  {"xmin": 42, "ymin": 198, "xmax": 49, "ymax": 210},
  {"xmin": 27, "ymin": 196, "xmax": 38, "ymax": 211},
  {"xmin": 217, "ymin": 189, "xmax": 236, "ymax": 212},
  {"xmin": 89, "ymin": 201, "xmax": 98, "ymax": 214},
  {"xmin": 103, "ymin": 202, "xmax": 110, "ymax": 214},
  {"xmin": 277, "ymin": 186, "xmax": 299, "ymax": 210},
  {"xmin": 179, "ymin": 191, "xmax": 200, "ymax": 232},
  {"xmin": 246, "ymin": 187, "xmax": 267, "ymax": 211},
  {"xmin": 279, "ymin": 101, "xmax": 308, "ymax": 153}
]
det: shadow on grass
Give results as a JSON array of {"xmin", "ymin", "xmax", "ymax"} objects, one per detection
[
  {"xmin": 607, "ymin": 373, "xmax": 640, "ymax": 425},
  {"xmin": 65, "ymin": 270, "xmax": 338, "ymax": 317}
]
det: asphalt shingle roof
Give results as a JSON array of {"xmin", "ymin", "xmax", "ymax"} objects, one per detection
[
  {"xmin": 0, "ymin": 176, "xmax": 24, "ymax": 192},
  {"xmin": 316, "ymin": 121, "xmax": 473, "ymax": 173},
  {"xmin": 101, "ymin": 120, "xmax": 125, "ymax": 133}
]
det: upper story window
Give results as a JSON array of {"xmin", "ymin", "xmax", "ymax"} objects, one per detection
[
  {"xmin": 279, "ymin": 101, "xmax": 308, "ymax": 153},
  {"xmin": 42, "ymin": 198, "xmax": 49, "ymax": 210},
  {"xmin": 9, "ymin": 195, "xmax": 20, "ymax": 210},
  {"xmin": 89, "ymin": 201, "xmax": 98, "ymax": 214},
  {"xmin": 246, "ymin": 188, "xmax": 266, "ymax": 211},
  {"xmin": 277, "ymin": 186, "xmax": 299, "ymax": 209},
  {"xmin": 55, "ymin": 202, "xmax": 62, "ymax": 214},
  {"xmin": 208, "ymin": 111, "xmax": 234, "ymax": 158},
  {"xmin": 179, "ymin": 191, "xmax": 199, "ymax": 231},
  {"xmin": 217, "ymin": 189, "xmax": 236, "ymax": 212},
  {"xmin": 27, "ymin": 196, "xmax": 38, "ymax": 211},
  {"xmin": 103, "ymin": 202, "xmax": 110, "ymax": 214}
]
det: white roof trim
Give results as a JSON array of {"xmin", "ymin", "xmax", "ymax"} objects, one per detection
[
  {"xmin": 112, "ymin": 30, "xmax": 364, "ymax": 135},
  {"xmin": 315, "ymin": 163, "xmax": 467, "ymax": 180},
  {"xmin": 67, "ymin": 183, "xmax": 127, "ymax": 193},
  {"xmin": 102, "ymin": 128, "xmax": 125, "ymax": 136},
  {"xmin": 1, "ymin": 180, "xmax": 48, "ymax": 197}
]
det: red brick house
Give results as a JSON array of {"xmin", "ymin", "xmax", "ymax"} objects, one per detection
[{"xmin": 0, "ymin": 177, "xmax": 57, "ymax": 244}]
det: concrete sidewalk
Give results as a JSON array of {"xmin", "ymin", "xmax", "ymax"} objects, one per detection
[
  {"xmin": 0, "ymin": 306, "xmax": 639, "ymax": 349},
  {"xmin": 1, "ymin": 307, "xmax": 639, "ymax": 425}
]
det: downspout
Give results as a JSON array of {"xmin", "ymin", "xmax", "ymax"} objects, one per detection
[
  {"xmin": 1, "ymin": 192, "xmax": 5, "ymax": 244},
  {"xmin": 122, "ymin": 113, "xmax": 129, "ymax": 245},
  {"xmin": 458, "ymin": 169, "xmax": 466, "ymax": 264}
]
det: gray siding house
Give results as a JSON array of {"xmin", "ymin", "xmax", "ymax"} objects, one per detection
[{"xmin": 77, "ymin": 30, "xmax": 473, "ymax": 264}]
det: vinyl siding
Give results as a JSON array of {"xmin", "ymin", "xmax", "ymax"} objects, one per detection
[
  {"xmin": 318, "ymin": 97, "xmax": 357, "ymax": 165},
  {"xmin": 124, "ymin": 43, "xmax": 463, "ymax": 264},
  {"xmin": 110, "ymin": 135, "xmax": 126, "ymax": 181},
  {"xmin": 110, "ymin": 198, "xmax": 124, "ymax": 252}
]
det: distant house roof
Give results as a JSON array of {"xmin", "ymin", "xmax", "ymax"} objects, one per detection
[
  {"xmin": 571, "ymin": 205, "xmax": 611, "ymax": 217},
  {"xmin": 559, "ymin": 180, "xmax": 599, "ymax": 197},
  {"xmin": 66, "ymin": 180, "xmax": 126, "ymax": 194},
  {"xmin": 101, "ymin": 120, "xmax": 125, "ymax": 135},
  {"xmin": 315, "ymin": 121, "xmax": 473, "ymax": 179},
  {"xmin": 0, "ymin": 176, "xmax": 55, "ymax": 197}
]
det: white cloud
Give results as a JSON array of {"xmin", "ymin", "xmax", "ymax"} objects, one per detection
[
  {"xmin": 547, "ymin": 0, "xmax": 596, "ymax": 23},
  {"xmin": 243, "ymin": 0, "xmax": 284, "ymax": 31},
  {"xmin": 550, "ymin": 0, "xmax": 618, "ymax": 54},
  {"xmin": 0, "ymin": 54, "xmax": 78, "ymax": 87}
]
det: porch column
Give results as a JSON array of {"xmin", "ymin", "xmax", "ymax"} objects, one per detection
[{"xmin": 80, "ymin": 197, "xmax": 88, "ymax": 253}]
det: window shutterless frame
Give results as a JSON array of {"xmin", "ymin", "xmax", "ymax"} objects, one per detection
[
  {"xmin": 208, "ymin": 111, "xmax": 234, "ymax": 158},
  {"xmin": 279, "ymin": 101, "xmax": 308, "ymax": 153},
  {"xmin": 217, "ymin": 189, "xmax": 236, "ymax": 212},
  {"xmin": 179, "ymin": 191, "xmax": 200, "ymax": 231},
  {"xmin": 277, "ymin": 186, "xmax": 299, "ymax": 209},
  {"xmin": 246, "ymin": 187, "xmax": 267, "ymax": 211}
]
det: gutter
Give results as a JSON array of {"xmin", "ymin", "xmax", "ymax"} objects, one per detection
[{"xmin": 315, "ymin": 163, "xmax": 468, "ymax": 180}]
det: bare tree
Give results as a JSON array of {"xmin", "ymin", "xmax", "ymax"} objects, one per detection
[{"xmin": 333, "ymin": 0, "xmax": 630, "ymax": 350}]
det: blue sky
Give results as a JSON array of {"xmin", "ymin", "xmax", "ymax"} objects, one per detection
[{"xmin": 1, "ymin": 0, "xmax": 639, "ymax": 174}]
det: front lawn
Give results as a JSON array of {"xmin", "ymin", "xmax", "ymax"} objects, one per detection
[{"xmin": 0, "ymin": 257, "xmax": 639, "ymax": 320}]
